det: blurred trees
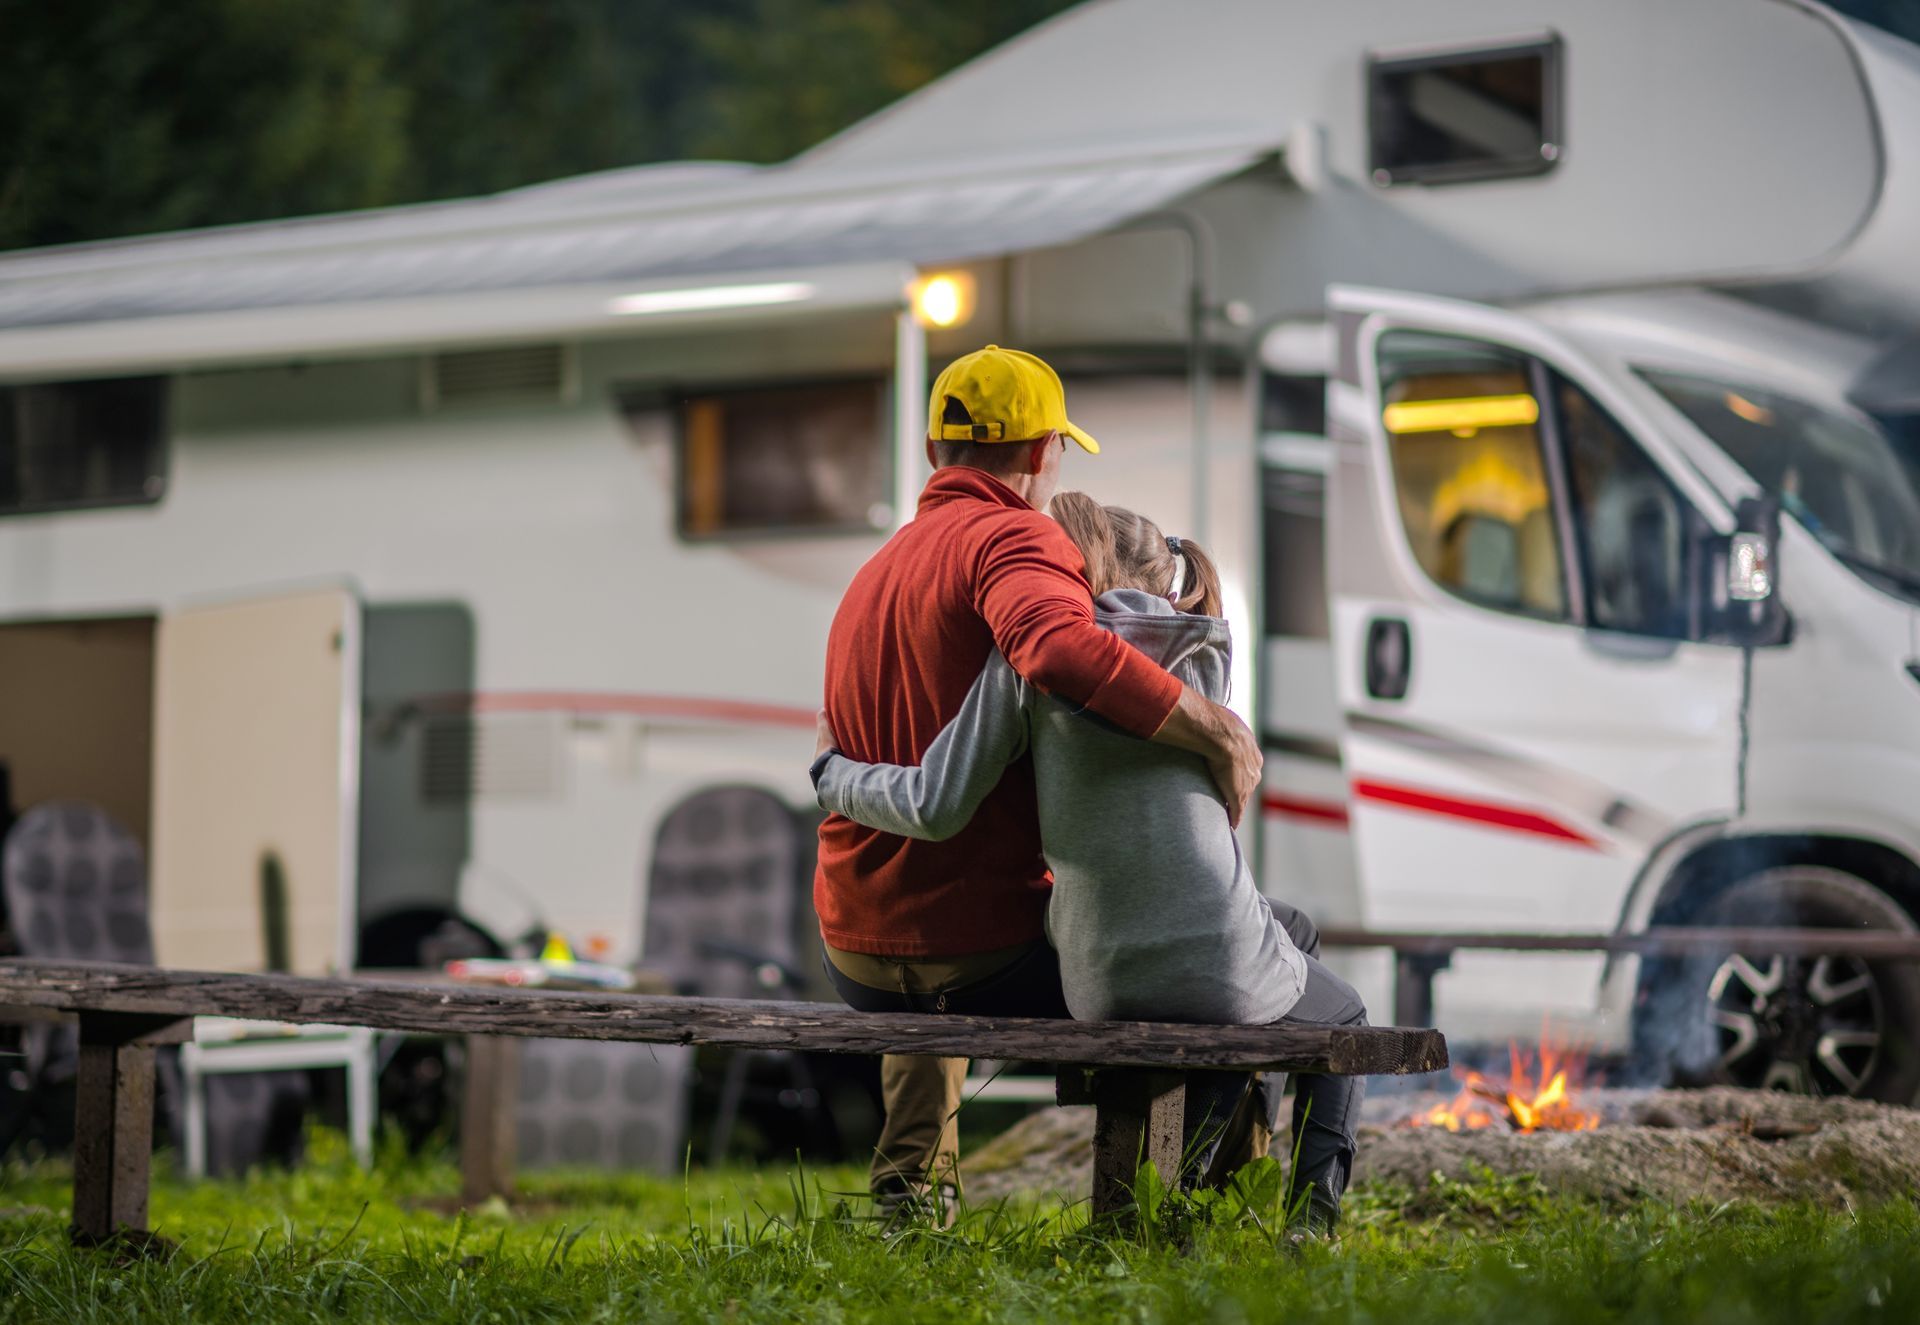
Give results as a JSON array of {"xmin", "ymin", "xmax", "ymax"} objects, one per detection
[
  {"xmin": 0, "ymin": 0, "xmax": 1075, "ymax": 251},
  {"xmin": 689, "ymin": 0, "xmax": 1079, "ymax": 163},
  {"xmin": 382, "ymin": 0, "xmax": 731, "ymax": 204},
  {"xmin": 0, "ymin": 1, "xmax": 412, "ymax": 249}
]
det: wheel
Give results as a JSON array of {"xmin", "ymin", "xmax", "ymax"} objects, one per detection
[{"xmin": 1633, "ymin": 865, "xmax": 1920, "ymax": 1104}]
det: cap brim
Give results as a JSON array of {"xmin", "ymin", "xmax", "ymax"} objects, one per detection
[{"xmin": 1061, "ymin": 422, "xmax": 1100, "ymax": 455}]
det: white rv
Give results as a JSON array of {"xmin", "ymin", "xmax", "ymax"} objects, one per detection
[{"xmin": 1, "ymin": 1, "xmax": 1916, "ymax": 1098}]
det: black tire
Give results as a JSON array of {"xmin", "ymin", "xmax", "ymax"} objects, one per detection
[{"xmin": 1633, "ymin": 865, "xmax": 1920, "ymax": 1105}]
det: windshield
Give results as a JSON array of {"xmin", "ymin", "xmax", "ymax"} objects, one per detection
[{"xmin": 1639, "ymin": 369, "xmax": 1920, "ymax": 602}]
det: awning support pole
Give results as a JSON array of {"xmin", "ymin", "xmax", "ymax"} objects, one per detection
[
  {"xmin": 1121, "ymin": 211, "xmax": 1217, "ymax": 543},
  {"xmin": 894, "ymin": 307, "xmax": 929, "ymax": 528}
]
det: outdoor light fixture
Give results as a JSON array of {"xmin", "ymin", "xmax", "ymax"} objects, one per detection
[
  {"xmin": 1724, "ymin": 391, "xmax": 1775, "ymax": 427},
  {"xmin": 910, "ymin": 271, "xmax": 976, "ymax": 329},
  {"xmin": 1383, "ymin": 393, "xmax": 1540, "ymax": 436},
  {"xmin": 606, "ymin": 281, "xmax": 817, "ymax": 317}
]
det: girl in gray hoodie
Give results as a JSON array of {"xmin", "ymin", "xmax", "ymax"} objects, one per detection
[{"xmin": 814, "ymin": 492, "xmax": 1368, "ymax": 1230}]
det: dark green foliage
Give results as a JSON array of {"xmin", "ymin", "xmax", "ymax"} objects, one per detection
[
  {"xmin": 0, "ymin": 0, "xmax": 1079, "ymax": 252},
  {"xmin": 0, "ymin": 0, "xmax": 411, "ymax": 249},
  {"xmin": 377, "ymin": 0, "xmax": 734, "ymax": 202},
  {"xmin": 688, "ymin": 0, "xmax": 1081, "ymax": 164}
]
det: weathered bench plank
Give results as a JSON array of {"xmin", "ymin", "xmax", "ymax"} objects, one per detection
[
  {"xmin": 0, "ymin": 960, "xmax": 1448, "ymax": 1075},
  {"xmin": 0, "ymin": 959, "xmax": 1448, "ymax": 1239}
]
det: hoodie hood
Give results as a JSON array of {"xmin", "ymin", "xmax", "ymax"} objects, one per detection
[{"xmin": 1093, "ymin": 588, "xmax": 1232, "ymax": 703}]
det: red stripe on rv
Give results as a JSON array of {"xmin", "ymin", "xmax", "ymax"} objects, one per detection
[
  {"xmin": 1260, "ymin": 791, "xmax": 1351, "ymax": 828},
  {"xmin": 1351, "ymin": 778, "xmax": 1601, "ymax": 849},
  {"xmin": 418, "ymin": 691, "xmax": 817, "ymax": 729}
]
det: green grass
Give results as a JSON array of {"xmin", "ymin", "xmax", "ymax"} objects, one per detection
[{"xmin": 0, "ymin": 1131, "xmax": 1915, "ymax": 1324}]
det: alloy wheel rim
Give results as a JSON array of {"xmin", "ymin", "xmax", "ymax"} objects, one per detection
[{"xmin": 1708, "ymin": 951, "xmax": 1884, "ymax": 1095}]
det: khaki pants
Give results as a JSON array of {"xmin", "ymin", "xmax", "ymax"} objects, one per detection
[{"xmin": 873, "ymin": 1054, "xmax": 968, "ymax": 1190}]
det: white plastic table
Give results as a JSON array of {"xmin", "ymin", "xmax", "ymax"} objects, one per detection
[{"xmin": 179, "ymin": 1018, "xmax": 378, "ymax": 1177}]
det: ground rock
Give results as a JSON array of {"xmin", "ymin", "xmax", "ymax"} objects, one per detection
[
  {"xmin": 965, "ymin": 1105, "xmax": 1095, "ymax": 1204},
  {"xmin": 961, "ymin": 1087, "xmax": 1920, "ymax": 1209}
]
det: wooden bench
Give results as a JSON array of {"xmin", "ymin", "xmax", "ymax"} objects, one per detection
[{"xmin": 0, "ymin": 958, "xmax": 1446, "ymax": 1242}]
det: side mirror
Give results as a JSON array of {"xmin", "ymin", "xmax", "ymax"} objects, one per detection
[
  {"xmin": 1728, "ymin": 514, "xmax": 1776, "ymax": 603},
  {"xmin": 1718, "ymin": 495, "xmax": 1790, "ymax": 647}
]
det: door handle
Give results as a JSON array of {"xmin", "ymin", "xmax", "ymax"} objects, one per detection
[{"xmin": 1365, "ymin": 617, "xmax": 1412, "ymax": 700}]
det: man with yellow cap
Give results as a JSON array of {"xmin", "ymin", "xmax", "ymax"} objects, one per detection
[{"xmin": 809, "ymin": 346, "xmax": 1261, "ymax": 1220}]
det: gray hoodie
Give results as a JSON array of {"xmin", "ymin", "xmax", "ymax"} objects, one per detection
[{"xmin": 816, "ymin": 588, "xmax": 1306, "ymax": 1025}]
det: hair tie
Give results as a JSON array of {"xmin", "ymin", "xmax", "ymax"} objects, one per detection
[
  {"xmin": 1166, "ymin": 535, "xmax": 1182, "ymax": 554},
  {"xmin": 1166, "ymin": 535, "xmax": 1186, "ymax": 600}
]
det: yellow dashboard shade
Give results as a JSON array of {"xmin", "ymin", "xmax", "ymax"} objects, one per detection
[{"xmin": 1384, "ymin": 393, "xmax": 1540, "ymax": 435}]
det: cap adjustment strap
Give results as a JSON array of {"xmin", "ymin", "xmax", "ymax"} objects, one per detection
[{"xmin": 935, "ymin": 421, "xmax": 1006, "ymax": 442}]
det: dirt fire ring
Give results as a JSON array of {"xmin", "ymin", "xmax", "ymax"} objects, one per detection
[{"xmin": 962, "ymin": 1087, "xmax": 1920, "ymax": 1210}]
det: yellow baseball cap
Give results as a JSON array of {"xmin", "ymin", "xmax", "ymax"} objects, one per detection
[{"xmin": 927, "ymin": 345, "xmax": 1100, "ymax": 454}]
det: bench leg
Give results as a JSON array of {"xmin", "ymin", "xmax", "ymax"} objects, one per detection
[
  {"xmin": 1087, "ymin": 1069, "xmax": 1185, "ymax": 1227},
  {"xmin": 461, "ymin": 1035, "xmax": 520, "ymax": 1206},
  {"xmin": 70, "ymin": 1012, "xmax": 190, "ymax": 1247}
]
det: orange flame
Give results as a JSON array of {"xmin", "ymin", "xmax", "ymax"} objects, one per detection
[{"xmin": 1412, "ymin": 1034, "xmax": 1601, "ymax": 1133}]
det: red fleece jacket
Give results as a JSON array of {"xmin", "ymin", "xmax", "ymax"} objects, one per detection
[{"xmin": 815, "ymin": 467, "xmax": 1184, "ymax": 958}]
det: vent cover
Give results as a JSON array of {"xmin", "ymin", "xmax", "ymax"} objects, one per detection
[
  {"xmin": 420, "ymin": 713, "xmax": 562, "ymax": 803},
  {"xmin": 423, "ymin": 344, "xmax": 573, "ymax": 409}
]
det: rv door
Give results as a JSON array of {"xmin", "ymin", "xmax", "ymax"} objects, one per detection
[
  {"xmin": 149, "ymin": 585, "xmax": 360, "ymax": 975},
  {"xmin": 1323, "ymin": 288, "xmax": 1746, "ymax": 1037}
]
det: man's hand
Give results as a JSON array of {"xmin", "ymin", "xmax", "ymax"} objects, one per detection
[
  {"xmin": 1204, "ymin": 713, "xmax": 1263, "ymax": 828},
  {"xmin": 814, "ymin": 708, "xmax": 838, "ymax": 761},
  {"xmin": 1149, "ymin": 685, "xmax": 1263, "ymax": 827}
]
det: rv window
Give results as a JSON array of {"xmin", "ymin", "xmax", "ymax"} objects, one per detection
[
  {"xmin": 1641, "ymin": 369, "xmax": 1920, "ymax": 605},
  {"xmin": 0, "ymin": 377, "xmax": 167, "ymax": 517},
  {"xmin": 1368, "ymin": 36, "xmax": 1561, "ymax": 187},
  {"xmin": 1555, "ymin": 377, "xmax": 1698, "ymax": 639},
  {"xmin": 671, "ymin": 378, "xmax": 890, "ymax": 539},
  {"xmin": 1263, "ymin": 467, "xmax": 1328, "ymax": 639},
  {"xmin": 1375, "ymin": 331, "xmax": 1568, "ymax": 620}
]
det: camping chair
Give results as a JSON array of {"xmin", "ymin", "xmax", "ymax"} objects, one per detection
[
  {"xmin": 0, "ymin": 804, "xmax": 364, "ymax": 1176},
  {"xmin": 642, "ymin": 786, "xmax": 830, "ymax": 1165},
  {"xmin": 0, "ymin": 802, "xmax": 162, "ymax": 1156},
  {"xmin": 497, "ymin": 789, "xmax": 822, "ymax": 1177}
]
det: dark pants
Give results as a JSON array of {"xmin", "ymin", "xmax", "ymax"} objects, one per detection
[
  {"xmin": 1184, "ymin": 899, "xmax": 1369, "ymax": 1224},
  {"xmin": 825, "ymin": 939, "xmax": 1073, "ymax": 1021}
]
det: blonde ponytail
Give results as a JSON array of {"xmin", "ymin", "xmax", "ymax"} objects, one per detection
[{"xmin": 1169, "ymin": 538, "xmax": 1223, "ymax": 618}]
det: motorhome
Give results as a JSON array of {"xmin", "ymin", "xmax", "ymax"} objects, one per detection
[{"xmin": 2, "ymin": 0, "xmax": 1916, "ymax": 1101}]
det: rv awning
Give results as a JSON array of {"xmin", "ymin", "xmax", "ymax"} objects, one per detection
[{"xmin": 0, "ymin": 137, "xmax": 1270, "ymax": 377}]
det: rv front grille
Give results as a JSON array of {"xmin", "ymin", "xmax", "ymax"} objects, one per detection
[
  {"xmin": 423, "ymin": 344, "xmax": 573, "ymax": 409},
  {"xmin": 419, "ymin": 713, "xmax": 562, "ymax": 803}
]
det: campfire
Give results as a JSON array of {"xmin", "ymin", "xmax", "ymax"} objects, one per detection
[{"xmin": 1412, "ymin": 1036, "xmax": 1602, "ymax": 1134}]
